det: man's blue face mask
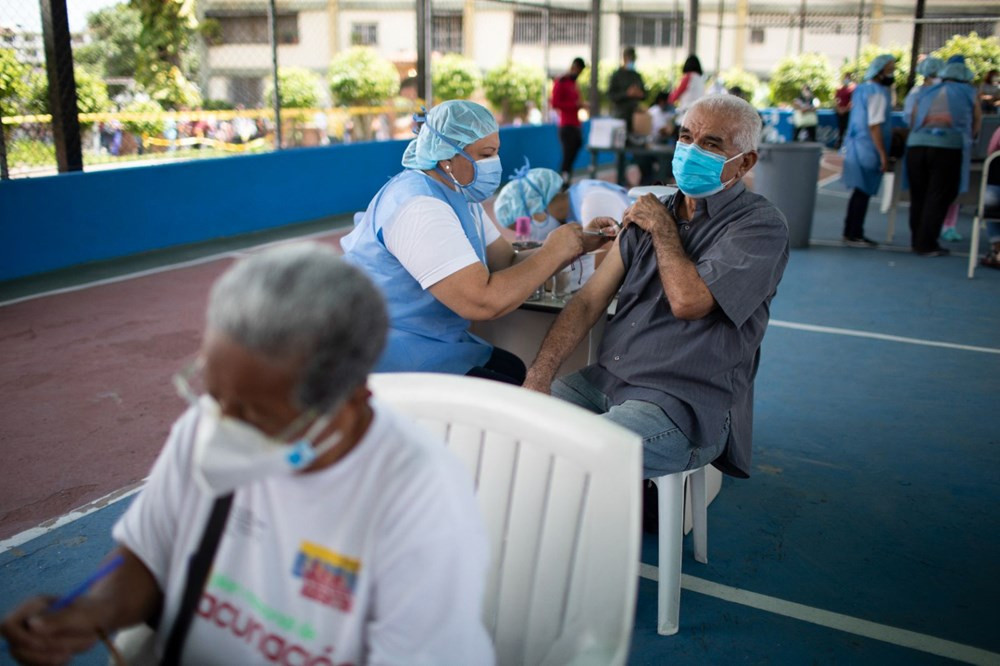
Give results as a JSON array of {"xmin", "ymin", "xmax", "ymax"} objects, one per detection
[{"xmin": 671, "ymin": 142, "xmax": 744, "ymax": 198}]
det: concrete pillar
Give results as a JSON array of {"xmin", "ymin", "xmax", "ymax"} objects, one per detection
[
  {"xmin": 327, "ymin": 0, "xmax": 340, "ymax": 59},
  {"xmin": 733, "ymin": 0, "xmax": 748, "ymax": 69},
  {"xmin": 464, "ymin": 0, "xmax": 476, "ymax": 59}
]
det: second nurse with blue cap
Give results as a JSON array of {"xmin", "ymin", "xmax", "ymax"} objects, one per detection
[{"xmin": 343, "ymin": 100, "xmax": 615, "ymax": 384}]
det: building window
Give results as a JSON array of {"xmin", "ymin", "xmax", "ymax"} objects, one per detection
[
  {"xmin": 619, "ymin": 13, "xmax": 683, "ymax": 48},
  {"xmin": 750, "ymin": 27, "xmax": 765, "ymax": 44},
  {"xmin": 433, "ymin": 13, "xmax": 463, "ymax": 53},
  {"xmin": 351, "ymin": 22, "xmax": 377, "ymax": 46},
  {"xmin": 513, "ymin": 11, "xmax": 591, "ymax": 45},
  {"xmin": 211, "ymin": 13, "xmax": 298, "ymax": 45},
  {"xmin": 230, "ymin": 76, "xmax": 263, "ymax": 108}
]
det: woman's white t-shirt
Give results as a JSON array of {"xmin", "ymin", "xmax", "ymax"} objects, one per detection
[
  {"xmin": 114, "ymin": 400, "xmax": 494, "ymax": 666},
  {"xmin": 383, "ymin": 196, "xmax": 500, "ymax": 290}
]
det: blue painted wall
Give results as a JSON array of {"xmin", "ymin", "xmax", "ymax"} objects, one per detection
[{"xmin": 0, "ymin": 123, "xmax": 609, "ymax": 282}]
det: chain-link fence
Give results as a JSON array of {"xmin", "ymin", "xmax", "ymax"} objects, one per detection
[{"xmin": 1, "ymin": 0, "xmax": 997, "ymax": 179}]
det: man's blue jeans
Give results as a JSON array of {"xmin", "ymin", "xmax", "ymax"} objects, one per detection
[{"xmin": 552, "ymin": 371, "xmax": 729, "ymax": 479}]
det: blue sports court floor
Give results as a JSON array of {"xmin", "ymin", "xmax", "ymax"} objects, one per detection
[{"xmin": 1, "ymin": 176, "xmax": 998, "ymax": 664}]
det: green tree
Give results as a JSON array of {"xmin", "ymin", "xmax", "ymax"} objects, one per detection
[
  {"xmin": 0, "ymin": 48, "xmax": 30, "ymax": 117},
  {"xmin": 710, "ymin": 68, "xmax": 762, "ymax": 102},
  {"xmin": 74, "ymin": 2, "xmax": 141, "ymax": 81},
  {"xmin": 432, "ymin": 54, "xmax": 481, "ymax": 102},
  {"xmin": 265, "ymin": 67, "xmax": 322, "ymax": 109},
  {"xmin": 120, "ymin": 98, "xmax": 165, "ymax": 137},
  {"xmin": 638, "ymin": 64, "xmax": 679, "ymax": 105},
  {"xmin": 131, "ymin": 0, "xmax": 203, "ymax": 109},
  {"xmin": 26, "ymin": 67, "xmax": 111, "ymax": 128},
  {"xmin": 328, "ymin": 47, "xmax": 399, "ymax": 106},
  {"xmin": 840, "ymin": 44, "xmax": 911, "ymax": 104},
  {"xmin": 932, "ymin": 32, "xmax": 1000, "ymax": 84},
  {"xmin": 576, "ymin": 60, "xmax": 616, "ymax": 113},
  {"xmin": 769, "ymin": 53, "xmax": 837, "ymax": 105},
  {"xmin": 328, "ymin": 47, "xmax": 398, "ymax": 141},
  {"xmin": 483, "ymin": 61, "xmax": 545, "ymax": 121}
]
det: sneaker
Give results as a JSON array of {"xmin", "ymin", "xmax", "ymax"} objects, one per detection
[
  {"xmin": 843, "ymin": 236, "xmax": 878, "ymax": 248},
  {"xmin": 940, "ymin": 227, "xmax": 963, "ymax": 242},
  {"xmin": 916, "ymin": 247, "xmax": 950, "ymax": 257}
]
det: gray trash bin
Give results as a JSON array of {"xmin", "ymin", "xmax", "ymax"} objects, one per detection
[{"xmin": 753, "ymin": 142, "xmax": 823, "ymax": 248}]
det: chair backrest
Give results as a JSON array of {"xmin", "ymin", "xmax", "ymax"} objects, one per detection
[
  {"xmin": 368, "ymin": 373, "xmax": 642, "ymax": 666},
  {"xmin": 978, "ymin": 150, "xmax": 1000, "ymax": 218}
]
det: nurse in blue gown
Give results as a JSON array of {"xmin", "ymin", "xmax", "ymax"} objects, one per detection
[
  {"xmin": 841, "ymin": 54, "xmax": 896, "ymax": 247},
  {"xmin": 342, "ymin": 101, "xmax": 614, "ymax": 384}
]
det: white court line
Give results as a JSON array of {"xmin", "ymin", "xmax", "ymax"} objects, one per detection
[
  {"xmin": 639, "ymin": 564, "xmax": 999, "ymax": 665},
  {"xmin": 0, "ymin": 481, "xmax": 147, "ymax": 555},
  {"xmin": 817, "ymin": 173, "xmax": 842, "ymax": 188},
  {"xmin": 0, "ymin": 228, "xmax": 345, "ymax": 308},
  {"xmin": 769, "ymin": 319, "xmax": 1000, "ymax": 355}
]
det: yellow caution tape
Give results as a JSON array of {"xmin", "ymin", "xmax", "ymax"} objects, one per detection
[{"xmin": 2, "ymin": 102, "xmax": 422, "ymax": 126}]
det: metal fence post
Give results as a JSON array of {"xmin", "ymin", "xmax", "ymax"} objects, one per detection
[
  {"xmin": 39, "ymin": 0, "xmax": 82, "ymax": 173},
  {"xmin": 0, "ymin": 113, "xmax": 8, "ymax": 180},
  {"xmin": 267, "ymin": 0, "xmax": 283, "ymax": 149}
]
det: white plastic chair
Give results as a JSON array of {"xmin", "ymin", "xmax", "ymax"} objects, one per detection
[
  {"xmin": 968, "ymin": 150, "xmax": 1000, "ymax": 279},
  {"xmin": 651, "ymin": 465, "xmax": 710, "ymax": 636},
  {"xmin": 368, "ymin": 373, "xmax": 642, "ymax": 666}
]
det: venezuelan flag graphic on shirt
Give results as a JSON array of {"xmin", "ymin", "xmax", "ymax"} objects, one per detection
[{"xmin": 292, "ymin": 541, "xmax": 361, "ymax": 612}]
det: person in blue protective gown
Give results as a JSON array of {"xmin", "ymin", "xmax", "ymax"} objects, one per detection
[
  {"xmin": 841, "ymin": 54, "xmax": 896, "ymax": 247},
  {"xmin": 904, "ymin": 55, "xmax": 981, "ymax": 256},
  {"xmin": 341, "ymin": 101, "xmax": 615, "ymax": 384},
  {"xmin": 492, "ymin": 163, "xmax": 631, "ymax": 242}
]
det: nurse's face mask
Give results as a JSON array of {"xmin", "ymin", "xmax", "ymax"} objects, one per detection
[
  {"xmin": 174, "ymin": 362, "xmax": 343, "ymax": 496},
  {"xmin": 423, "ymin": 123, "xmax": 503, "ymax": 203}
]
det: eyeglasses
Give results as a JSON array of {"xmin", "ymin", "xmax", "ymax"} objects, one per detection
[{"xmin": 172, "ymin": 359, "xmax": 319, "ymax": 442}]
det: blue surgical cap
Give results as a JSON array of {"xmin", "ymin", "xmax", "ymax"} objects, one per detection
[
  {"xmin": 946, "ymin": 54, "xmax": 965, "ymax": 64},
  {"xmin": 916, "ymin": 57, "xmax": 944, "ymax": 78},
  {"xmin": 494, "ymin": 167, "xmax": 564, "ymax": 227},
  {"xmin": 940, "ymin": 61, "xmax": 974, "ymax": 82},
  {"xmin": 865, "ymin": 54, "xmax": 895, "ymax": 81},
  {"xmin": 401, "ymin": 100, "xmax": 499, "ymax": 170}
]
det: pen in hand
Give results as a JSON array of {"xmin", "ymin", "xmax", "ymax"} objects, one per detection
[
  {"xmin": 46, "ymin": 554, "xmax": 128, "ymax": 666},
  {"xmin": 48, "ymin": 553, "xmax": 125, "ymax": 611}
]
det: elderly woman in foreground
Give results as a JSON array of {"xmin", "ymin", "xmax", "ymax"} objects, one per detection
[{"xmin": 1, "ymin": 243, "xmax": 494, "ymax": 665}]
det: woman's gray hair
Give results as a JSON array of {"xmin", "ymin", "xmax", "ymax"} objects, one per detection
[
  {"xmin": 687, "ymin": 94, "xmax": 763, "ymax": 154},
  {"xmin": 206, "ymin": 242, "xmax": 387, "ymax": 412}
]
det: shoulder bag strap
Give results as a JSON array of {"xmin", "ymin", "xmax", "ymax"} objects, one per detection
[{"xmin": 160, "ymin": 492, "xmax": 234, "ymax": 666}]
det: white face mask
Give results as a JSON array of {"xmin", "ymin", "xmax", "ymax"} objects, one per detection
[{"xmin": 192, "ymin": 396, "xmax": 343, "ymax": 496}]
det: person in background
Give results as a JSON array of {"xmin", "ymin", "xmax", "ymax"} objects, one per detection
[
  {"xmin": 834, "ymin": 72, "xmax": 855, "ymax": 150},
  {"xmin": 0, "ymin": 243, "xmax": 495, "ymax": 666},
  {"xmin": 905, "ymin": 56, "xmax": 981, "ymax": 256},
  {"xmin": 792, "ymin": 84, "xmax": 819, "ymax": 142},
  {"xmin": 608, "ymin": 47, "xmax": 647, "ymax": 136},
  {"xmin": 668, "ymin": 55, "xmax": 706, "ymax": 131},
  {"xmin": 342, "ymin": 101, "xmax": 614, "ymax": 384},
  {"xmin": 552, "ymin": 57, "xmax": 588, "ymax": 186},
  {"xmin": 903, "ymin": 57, "xmax": 943, "ymax": 120},
  {"xmin": 978, "ymin": 125, "xmax": 1000, "ymax": 268},
  {"xmin": 980, "ymin": 69, "xmax": 999, "ymax": 115},
  {"xmin": 493, "ymin": 166, "xmax": 631, "ymax": 242},
  {"xmin": 523, "ymin": 95, "xmax": 788, "ymax": 481},
  {"xmin": 841, "ymin": 54, "xmax": 896, "ymax": 248},
  {"xmin": 648, "ymin": 91, "xmax": 676, "ymax": 144},
  {"xmin": 635, "ymin": 91, "xmax": 677, "ymax": 186}
]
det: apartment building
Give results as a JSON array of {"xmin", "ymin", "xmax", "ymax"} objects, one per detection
[{"xmin": 200, "ymin": 0, "xmax": 999, "ymax": 107}]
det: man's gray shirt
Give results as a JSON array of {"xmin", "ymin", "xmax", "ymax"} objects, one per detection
[{"xmin": 581, "ymin": 181, "xmax": 789, "ymax": 477}]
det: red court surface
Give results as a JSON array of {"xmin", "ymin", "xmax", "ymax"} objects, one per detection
[{"xmin": 0, "ymin": 236, "xmax": 344, "ymax": 541}]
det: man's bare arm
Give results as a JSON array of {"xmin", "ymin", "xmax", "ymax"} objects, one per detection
[
  {"xmin": 623, "ymin": 195, "xmax": 716, "ymax": 319},
  {"xmin": 523, "ymin": 241, "xmax": 625, "ymax": 393}
]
